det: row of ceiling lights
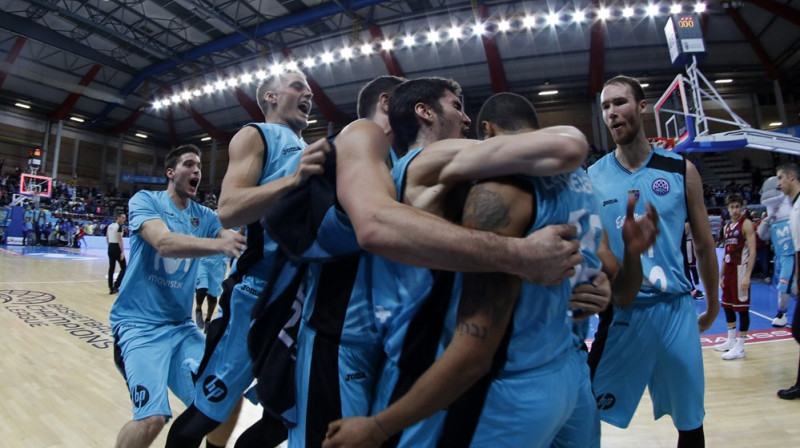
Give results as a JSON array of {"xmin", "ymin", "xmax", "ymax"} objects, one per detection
[
  {"xmin": 13, "ymin": 102, "xmax": 149, "ymax": 138},
  {"xmin": 151, "ymin": 2, "xmax": 711, "ymax": 110}
]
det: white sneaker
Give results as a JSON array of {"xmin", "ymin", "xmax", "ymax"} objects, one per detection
[
  {"xmin": 714, "ymin": 338, "xmax": 735, "ymax": 352},
  {"xmin": 772, "ymin": 313, "xmax": 788, "ymax": 327},
  {"xmin": 722, "ymin": 347, "xmax": 745, "ymax": 360}
]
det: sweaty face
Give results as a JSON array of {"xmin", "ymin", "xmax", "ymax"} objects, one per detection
[
  {"xmin": 271, "ymin": 72, "xmax": 313, "ymax": 133},
  {"xmin": 169, "ymin": 153, "xmax": 202, "ymax": 199},
  {"xmin": 601, "ymin": 83, "xmax": 645, "ymax": 146},
  {"xmin": 433, "ymin": 90, "xmax": 471, "ymax": 141}
]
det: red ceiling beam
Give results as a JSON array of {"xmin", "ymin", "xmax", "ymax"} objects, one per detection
[
  {"xmin": 478, "ymin": 4, "xmax": 508, "ymax": 93},
  {"xmin": 744, "ymin": 0, "xmax": 800, "ymax": 27},
  {"xmin": 0, "ymin": 36, "xmax": 27, "ymax": 89},
  {"xmin": 180, "ymin": 103, "xmax": 233, "ymax": 141},
  {"xmin": 726, "ymin": 6, "xmax": 785, "ymax": 82},
  {"xmin": 587, "ymin": 0, "xmax": 606, "ymax": 96},
  {"xmin": 107, "ymin": 105, "xmax": 145, "ymax": 134},
  {"xmin": 282, "ymin": 48, "xmax": 350, "ymax": 125},
  {"xmin": 368, "ymin": 25, "xmax": 405, "ymax": 78},
  {"xmin": 49, "ymin": 63, "xmax": 102, "ymax": 121}
]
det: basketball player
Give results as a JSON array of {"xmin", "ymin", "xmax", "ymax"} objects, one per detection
[
  {"xmin": 275, "ymin": 77, "xmax": 587, "ymax": 447},
  {"xmin": 109, "ymin": 144, "xmax": 247, "ymax": 448},
  {"xmin": 775, "ymin": 163, "xmax": 800, "ymax": 400},
  {"xmin": 714, "ymin": 193, "xmax": 755, "ymax": 360},
  {"xmin": 323, "ymin": 92, "xmax": 657, "ymax": 448},
  {"xmin": 757, "ymin": 176, "xmax": 795, "ymax": 328},
  {"xmin": 165, "ymin": 69, "xmax": 328, "ymax": 447},
  {"xmin": 194, "ymin": 252, "xmax": 227, "ymax": 330},
  {"xmin": 587, "ymin": 75, "xmax": 719, "ymax": 447},
  {"xmin": 107, "ymin": 213, "xmax": 127, "ymax": 294}
]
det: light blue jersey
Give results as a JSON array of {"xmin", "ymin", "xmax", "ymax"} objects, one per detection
[
  {"xmin": 589, "ymin": 147, "xmax": 692, "ymax": 303},
  {"xmin": 771, "ymin": 219, "xmax": 795, "ymax": 258},
  {"xmin": 587, "ymin": 148, "xmax": 705, "ymax": 431},
  {"xmin": 196, "ymin": 253, "xmax": 228, "ymax": 298},
  {"xmin": 191, "ymin": 122, "xmax": 307, "ymax": 424},
  {"xmin": 110, "ymin": 190, "xmax": 222, "ymax": 329},
  {"xmin": 433, "ymin": 169, "xmax": 603, "ymax": 447}
]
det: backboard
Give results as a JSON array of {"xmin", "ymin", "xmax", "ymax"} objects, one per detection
[
  {"xmin": 654, "ymin": 74, "xmax": 698, "ymax": 150},
  {"xmin": 20, "ymin": 173, "xmax": 53, "ymax": 198}
]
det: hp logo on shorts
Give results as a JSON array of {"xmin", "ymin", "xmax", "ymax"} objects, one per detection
[
  {"xmin": 596, "ymin": 393, "xmax": 616, "ymax": 410},
  {"xmin": 202, "ymin": 376, "xmax": 228, "ymax": 402},
  {"xmin": 132, "ymin": 385, "xmax": 150, "ymax": 409}
]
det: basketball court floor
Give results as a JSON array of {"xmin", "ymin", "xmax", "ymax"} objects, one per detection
[{"xmin": 1, "ymin": 244, "xmax": 798, "ymax": 447}]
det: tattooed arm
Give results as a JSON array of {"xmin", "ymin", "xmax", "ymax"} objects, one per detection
[{"xmin": 323, "ymin": 180, "xmax": 528, "ymax": 448}]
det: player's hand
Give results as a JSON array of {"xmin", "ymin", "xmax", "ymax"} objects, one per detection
[
  {"xmin": 514, "ymin": 224, "xmax": 581, "ymax": 285},
  {"xmin": 697, "ymin": 311, "xmax": 715, "ymax": 332},
  {"xmin": 569, "ymin": 272, "xmax": 611, "ymax": 318},
  {"xmin": 217, "ymin": 229, "xmax": 247, "ymax": 258},
  {"xmin": 322, "ymin": 417, "xmax": 387, "ymax": 448},
  {"xmin": 622, "ymin": 196, "xmax": 659, "ymax": 257},
  {"xmin": 292, "ymin": 138, "xmax": 331, "ymax": 186}
]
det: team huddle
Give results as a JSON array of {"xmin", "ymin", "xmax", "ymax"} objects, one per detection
[{"xmin": 109, "ymin": 71, "xmax": 724, "ymax": 448}]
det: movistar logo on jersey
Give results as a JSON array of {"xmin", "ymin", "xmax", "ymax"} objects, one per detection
[
  {"xmin": 651, "ymin": 178, "xmax": 671, "ymax": 196},
  {"xmin": 154, "ymin": 254, "xmax": 191, "ymax": 275}
]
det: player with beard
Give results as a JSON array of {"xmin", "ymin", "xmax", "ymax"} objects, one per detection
[
  {"xmin": 109, "ymin": 144, "xmax": 246, "ymax": 448},
  {"xmin": 587, "ymin": 75, "xmax": 719, "ymax": 447}
]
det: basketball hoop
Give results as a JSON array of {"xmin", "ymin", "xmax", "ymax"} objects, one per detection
[{"xmin": 648, "ymin": 137, "xmax": 676, "ymax": 150}]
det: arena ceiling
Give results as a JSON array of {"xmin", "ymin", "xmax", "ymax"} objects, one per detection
[{"xmin": 0, "ymin": 0, "xmax": 798, "ymax": 147}]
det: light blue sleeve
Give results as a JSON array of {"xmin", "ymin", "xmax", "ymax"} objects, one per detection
[{"xmin": 128, "ymin": 191, "xmax": 161, "ymax": 233}]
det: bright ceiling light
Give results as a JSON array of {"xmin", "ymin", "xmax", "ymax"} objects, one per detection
[
  {"xmin": 448, "ymin": 26, "xmax": 461, "ymax": 40},
  {"xmin": 598, "ymin": 8, "xmax": 611, "ymax": 20},
  {"xmin": 214, "ymin": 80, "xmax": 226, "ymax": 91},
  {"xmin": 307, "ymin": 119, "xmax": 318, "ymax": 124},
  {"xmin": 240, "ymin": 73, "xmax": 253, "ymax": 84},
  {"xmin": 285, "ymin": 61, "xmax": 298, "ymax": 71},
  {"xmin": 226, "ymin": 78, "xmax": 238, "ymax": 87},
  {"xmin": 768, "ymin": 122, "xmax": 783, "ymax": 127},
  {"xmin": 547, "ymin": 13, "xmax": 560, "ymax": 25},
  {"xmin": 192, "ymin": 89, "xmax": 202, "ymax": 97},
  {"xmin": 135, "ymin": 133, "xmax": 148, "ymax": 139},
  {"xmin": 321, "ymin": 52, "xmax": 335, "ymax": 63},
  {"xmin": 201, "ymin": 136, "xmax": 212, "ymax": 141},
  {"xmin": 161, "ymin": 98, "xmax": 171, "ymax": 106},
  {"xmin": 340, "ymin": 46, "xmax": 353, "ymax": 59},
  {"xmin": 498, "ymin": 20, "xmax": 511, "ymax": 31},
  {"xmin": 472, "ymin": 22, "xmax": 485, "ymax": 36},
  {"xmin": 269, "ymin": 63, "xmax": 283, "ymax": 75},
  {"xmin": 14, "ymin": 102, "xmax": 30, "ymax": 109},
  {"xmin": 646, "ymin": 4, "xmax": 660, "ymax": 16},
  {"xmin": 304, "ymin": 57, "xmax": 316, "ymax": 68},
  {"xmin": 361, "ymin": 43, "xmax": 374, "ymax": 54},
  {"xmin": 181, "ymin": 91, "xmax": 192, "ymax": 100},
  {"xmin": 403, "ymin": 35, "xmax": 416, "ymax": 47},
  {"xmin": 171, "ymin": 94, "xmax": 181, "ymax": 103},
  {"xmin": 427, "ymin": 30, "xmax": 440, "ymax": 43},
  {"xmin": 203, "ymin": 84, "xmax": 214, "ymax": 94},
  {"xmin": 671, "ymin": 3, "xmax": 682, "ymax": 13},
  {"xmin": 539, "ymin": 90, "xmax": 559, "ymax": 96},
  {"xmin": 381, "ymin": 39, "xmax": 393, "ymax": 51},
  {"xmin": 70, "ymin": 116, "xmax": 85, "ymax": 123},
  {"xmin": 152, "ymin": 100, "xmax": 162, "ymax": 109},
  {"xmin": 695, "ymin": 2, "xmax": 706, "ymax": 13},
  {"xmin": 622, "ymin": 7, "xmax": 635, "ymax": 17},
  {"xmin": 523, "ymin": 15, "xmax": 536, "ymax": 28},
  {"xmin": 714, "ymin": 78, "xmax": 733, "ymax": 84},
  {"xmin": 640, "ymin": 83, "xmax": 650, "ymax": 87}
]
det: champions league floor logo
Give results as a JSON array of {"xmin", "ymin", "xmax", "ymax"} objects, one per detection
[
  {"xmin": 1, "ymin": 290, "xmax": 113, "ymax": 349},
  {"xmin": 0, "ymin": 290, "xmax": 56, "ymax": 304}
]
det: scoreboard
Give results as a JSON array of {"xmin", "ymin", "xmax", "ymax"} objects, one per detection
[{"xmin": 664, "ymin": 13, "xmax": 705, "ymax": 66}]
